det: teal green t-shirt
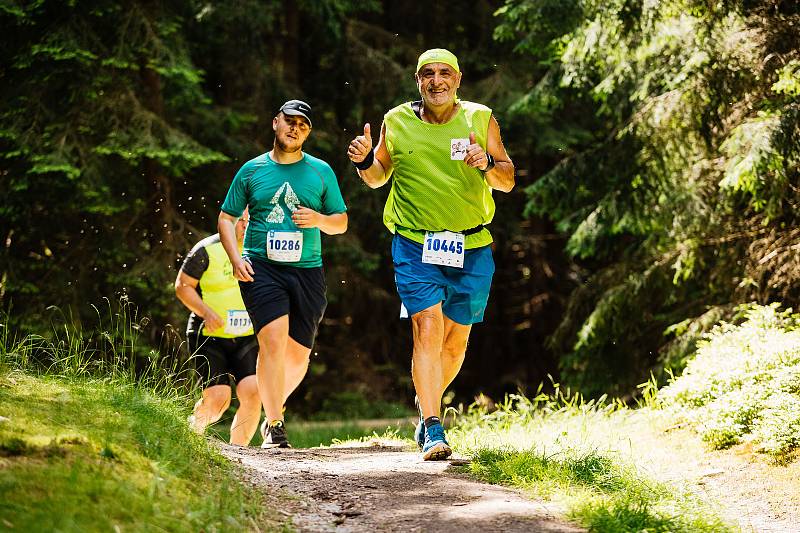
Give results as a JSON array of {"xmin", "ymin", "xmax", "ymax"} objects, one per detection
[{"xmin": 221, "ymin": 152, "xmax": 347, "ymax": 268}]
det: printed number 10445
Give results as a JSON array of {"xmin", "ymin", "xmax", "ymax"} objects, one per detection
[{"xmin": 426, "ymin": 237, "xmax": 463, "ymax": 254}]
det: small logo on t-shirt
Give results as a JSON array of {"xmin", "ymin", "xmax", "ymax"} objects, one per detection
[
  {"xmin": 266, "ymin": 182, "xmax": 300, "ymax": 223},
  {"xmin": 450, "ymin": 138, "xmax": 469, "ymax": 160}
]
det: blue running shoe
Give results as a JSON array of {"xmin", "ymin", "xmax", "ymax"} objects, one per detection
[
  {"xmin": 414, "ymin": 396, "xmax": 425, "ymax": 450},
  {"xmin": 414, "ymin": 419, "xmax": 425, "ymax": 450},
  {"xmin": 422, "ymin": 423, "xmax": 452, "ymax": 461}
]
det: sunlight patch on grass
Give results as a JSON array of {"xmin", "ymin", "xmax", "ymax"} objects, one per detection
[
  {"xmin": 327, "ymin": 427, "xmax": 412, "ymax": 448},
  {"xmin": 450, "ymin": 393, "xmax": 734, "ymax": 533}
]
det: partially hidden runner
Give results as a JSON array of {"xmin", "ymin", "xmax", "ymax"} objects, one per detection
[
  {"xmin": 176, "ymin": 210, "xmax": 262, "ymax": 446},
  {"xmin": 218, "ymin": 100, "xmax": 348, "ymax": 448},
  {"xmin": 347, "ymin": 49, "xmax": 515, "ymax": 460}
]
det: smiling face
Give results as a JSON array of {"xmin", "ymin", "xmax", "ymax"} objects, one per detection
[
  {"xmin": 273, "ymin": 112, "xmax": 311, "ymax": 153},
  {"xmin": 415, "ymin": 62, "xmax": 462, "ymax": 108}
]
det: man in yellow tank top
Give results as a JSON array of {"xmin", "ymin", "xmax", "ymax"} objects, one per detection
[
  {"xmin": 175, "ymin": 211, "xmax": 262, "ymax": 446},
  {"xmin": 347, "ymin": 49, "xmax": 515, "ymax": 460}
]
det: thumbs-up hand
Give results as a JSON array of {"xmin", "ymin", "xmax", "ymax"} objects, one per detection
[
  {"xmin": 464, "ymin": 131, "xmax": 489, "ymax": 170},
  {"xmin": 348, "ymin": 123, "xmax": 373, "ymax": 165}
]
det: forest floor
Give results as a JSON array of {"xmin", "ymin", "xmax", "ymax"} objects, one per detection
[{"xmin": 221, "ymin": 412, "xmax": 800, "ymax": 532}]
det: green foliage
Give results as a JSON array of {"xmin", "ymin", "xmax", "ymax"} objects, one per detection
[
  {"xmin": 660, "ymin": 304, "xmax": 800, "ymax": 460},
  {"xmin": 772, "ymin": 59, "xmax": 800, "ymax": 96},
  {"xmin": 0, "ymin": 0, "xmax": 230, "ymax": 339},
  {"xmin": 312, "ymin": 390, "xmax": 414, "ymax": 421},
  {"xmin": 498, "ymin": 0, "xmax": 800, "ymax": 396}
]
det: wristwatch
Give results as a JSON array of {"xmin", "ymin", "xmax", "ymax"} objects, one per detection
[{"xmin": 481, "ymin": 153, "xmax": 495, "ymax": 173}]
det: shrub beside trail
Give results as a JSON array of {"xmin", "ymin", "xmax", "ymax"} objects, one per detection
[{"xmin": 660, "ymin": 304, "xmax": 800, "ymax": 460}]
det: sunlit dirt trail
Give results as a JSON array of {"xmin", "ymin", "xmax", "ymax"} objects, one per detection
[{"xmin": 220, "ymin": 442, "xmax": 585, "ymax": 532}]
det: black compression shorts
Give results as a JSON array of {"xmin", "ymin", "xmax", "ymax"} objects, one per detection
[
  {"xmin": 187, "ymin": 333, "xmax": 258, "ymax": 388},
  {"xmin": 239, "ymin": 257, "xmax": 327, "ymax": 349}
]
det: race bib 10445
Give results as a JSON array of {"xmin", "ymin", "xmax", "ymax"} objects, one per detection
[
  {"xmin": 266, "ymin": 230, "xmax": 303, "ymax": 262},
  {"xmin": 422, "ymin": 231, "xmax": 465, "ymax": 268}
]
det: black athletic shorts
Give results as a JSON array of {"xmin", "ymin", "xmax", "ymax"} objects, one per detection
[
  {"xmin": 187, "ymin": 332, "xmax": 258, "ymax": 388},
  {"xmin": 239, "ymin": 257, "xmax": 327, "ymax": 349}
]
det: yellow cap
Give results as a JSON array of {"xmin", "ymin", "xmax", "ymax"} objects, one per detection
[{"xmin": 416, "ymin": 48, "xmax": 460, "ymax": 73}]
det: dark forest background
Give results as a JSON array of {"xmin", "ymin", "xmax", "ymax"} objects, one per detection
[{"xmin": 2, "ymin": 0, "xmax": 798, "ymax": 415}]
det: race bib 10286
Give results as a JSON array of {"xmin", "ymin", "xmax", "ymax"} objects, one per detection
[
  {"xmin": 266, "ymin": 230, "xmax": 303, "ymax": 262},
  {"xmin": 422, "ymin": 231, "xmax": 465, "ymax": 268},
  {"xmin": 225, "ymin": 309, "xmax": 253, "ymax": 336}
]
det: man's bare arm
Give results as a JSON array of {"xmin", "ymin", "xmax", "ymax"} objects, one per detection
[
  {"xmin": 483, "ymin": 116, "xmax": 514, "ymax": 192},
  {"xmin": 174, "ymin": 272, "xmax": 224, "ymax": 331},
  {"xmin": 292, "ymin": 208, "xmax": 348, "ymax": 235},
  {"xmin": 348, "ymin": 122, "xmax": 393, "ymax": 189},
  {"xmin": 464, "ymin": 116, "xmax": 515, "ymax": 193},
  {"xmin": 217, "ymin": 211, "xmax": 254, "ymax": 282}
]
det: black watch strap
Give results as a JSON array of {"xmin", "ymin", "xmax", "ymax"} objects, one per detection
[{"xmin": 481, "ymin": 153, "xmax": 496, "ymax": 173}]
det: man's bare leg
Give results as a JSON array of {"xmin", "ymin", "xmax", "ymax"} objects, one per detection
[
  {"xmin": 256, "ymin": 316, "xmax": 289, "ymax": 423},
  {"xmin": 440, "ymin": 317, "xmax": 471, "ymax": 399},
  {"xmin": 282, "ymin": 338, "xmax": 311, "ymax": 404},
  {"xmin": 189, "ymin": 384, "xmax": 231, "ymax": 434},
  {"xmin": 229, "ymin": 375, "xmax": 261, "ymax": 446},
  {"xmin": 411, "ymin": 304, "xmax": 445, "ymax": 421}
]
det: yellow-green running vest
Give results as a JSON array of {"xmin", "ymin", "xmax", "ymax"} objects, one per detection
[{"xmin": 383, "ymin": 100, "xmax": 494, "ymax": 249}]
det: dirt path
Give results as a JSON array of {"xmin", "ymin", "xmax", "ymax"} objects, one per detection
[{"xmin": 220, "ymin": 441, "xmax": 585, "ymax": 533}]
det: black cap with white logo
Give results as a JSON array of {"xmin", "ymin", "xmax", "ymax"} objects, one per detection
[{"xmin": 279, "ymin": 100, "xmax": 312, "ymax": 127}]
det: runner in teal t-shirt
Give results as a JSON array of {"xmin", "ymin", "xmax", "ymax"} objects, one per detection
[
  {"xmin": 221, "ymin": 151, "xmax": 346, "ymax": 268},
  {"xmin": 219, "ymin": 100, "xmax": 348, "ymax": 448}
]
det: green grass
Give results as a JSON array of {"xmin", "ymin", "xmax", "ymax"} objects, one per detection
[
  {"xmin": 466, "ymin": 447, "xmax": 729, "ymax": 532},
  {"xmin": 0, "ymin": 305, "xmax": 290, "ymax": 532},
  {"xmin": 289, "ymin": 423, "xmax": 412, "ymax": 448},
  {"xmin": 0, "ymin": 372, "xmax": 287, "ymax": 532},
  {"xmin": 449, "ymin": 392, "xmax": 735, "ymax": 533},
  {"xmin": 207, "ymin": 413, "xmax": 413, "ymax": 449},
  {"xmin": 447, "ymin": 305, "xmax": 800, "ymax": 530}
]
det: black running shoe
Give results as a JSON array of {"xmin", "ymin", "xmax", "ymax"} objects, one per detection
[{"xmin": 261, "ymin": 420, "xmax": 291, "ymax": 448}]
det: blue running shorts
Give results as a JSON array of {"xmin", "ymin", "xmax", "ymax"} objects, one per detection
[{"xmin": 391, "ymin": 234, "xmax": 495, "ymax": 325}]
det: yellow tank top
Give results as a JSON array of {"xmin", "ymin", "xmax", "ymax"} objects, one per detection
[
  {"xmin": 383, "ymin": 100, "xmax": 494, "ymax": 249},
  {"xmin": 200, "ymin": 241, "xmax": 254, "ymax": 338}
]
